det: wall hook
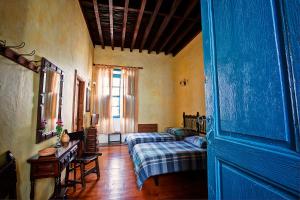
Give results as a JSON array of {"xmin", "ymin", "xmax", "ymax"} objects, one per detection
[
  {"xmin": 19, "ymin": 50, "xmax": 35, "ymax": 57},
  {"xmin": 0, "ymin": 40, "xmax": 39, "ymax": 73},
  {"xmin": 0, "ymin": 40, "xmax": 6, "ymax": 47},
  {"xmin": 6, "ymin": 41, "xmax": 25, "ymax": 49}
]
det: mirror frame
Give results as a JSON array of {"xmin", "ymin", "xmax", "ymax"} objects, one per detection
[{"xmin": 36, "ymin": 58, "xmax": 64, "ymax": 143}]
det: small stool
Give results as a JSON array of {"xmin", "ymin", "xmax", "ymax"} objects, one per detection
[{"xmin": 108, "ymin": 132, "xmax": 122, "ymax": 144}]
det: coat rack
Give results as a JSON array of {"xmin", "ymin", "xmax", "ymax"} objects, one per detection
[{"xmin": 0, "ymin": 40, "xmax": 40, "ymax": 73}]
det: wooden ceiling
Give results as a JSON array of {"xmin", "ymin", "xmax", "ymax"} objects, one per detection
[{"xmin": 79, "ymin": 0, "xmax": 201, "ymax": 56}]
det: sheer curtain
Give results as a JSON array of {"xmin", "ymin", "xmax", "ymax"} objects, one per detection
[
  {"xmin": 92, "ymin": 66, "xmax": 114, "ymax": 134},
  {"xmin": 120, "ymin": 68, "xmax": 139, "ymax": 133}
]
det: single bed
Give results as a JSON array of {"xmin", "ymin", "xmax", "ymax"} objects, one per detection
[
  {"xmin": 126, "ymin": 132, "xmax": 176, "ymax": 155},
  {"xmin": 125, "ymin": 112, "xmax": 204, "ymax": 154},
  {"xmin": 131, "ymin": 136, "xmax": 207, "ymax": 189}
]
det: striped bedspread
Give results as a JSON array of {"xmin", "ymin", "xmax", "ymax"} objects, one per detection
[
  {"xmin": 131, "ymin": 141, "xmax": 207, "ymax": 189},
  {"xmin": 125, "ymin": 132, "xmax": 176, "ymax": 155}
]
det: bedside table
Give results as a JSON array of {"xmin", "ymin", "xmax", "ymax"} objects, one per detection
[{"xmin": 108, "ymin": 132, "xmax": 122, "ymax": 144}]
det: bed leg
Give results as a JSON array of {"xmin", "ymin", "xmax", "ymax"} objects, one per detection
[{"xmin": 153, "ymin": 176, "xmax": 159, "ymax": 186}]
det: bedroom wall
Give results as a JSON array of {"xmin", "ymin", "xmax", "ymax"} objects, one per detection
[
  {"xmin": 173, "ymin": 33, "xmax": 206, "ymax": 126},
  {"xmin": 0, "ymin": 0, "xmax": 93, "ymax": 199},
  {"xmin": 93, "ymin": 47, "xmax": 176, "ymax": 136}
]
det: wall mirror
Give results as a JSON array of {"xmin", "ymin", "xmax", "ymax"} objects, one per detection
[{"xmin": 36, "ymin": 58, "xmax": 64, "ymax": 143}]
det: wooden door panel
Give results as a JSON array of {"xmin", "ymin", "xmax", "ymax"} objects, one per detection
[
  {"xmin": 73, "ymin": 74, "xmax": 85, "ymax": 132},
  {"xmin": 215, "ymin": 139, "xmax": 300, "ymax": 193},
  {"xmin": 283, "ymin": 0, "xmax": 300, "ymax": 152},
  {"xmin": 201, "ymin": 0, "xmax": 300, "ymax": 199},
  {"xmin": 213, "ymin": 0, "xmax": 291, "ymax": 142},
  {"xmin": 219, "ymin": 162, "xmax": 295, "ymax": 200},
  {"xmin": 74, "ymin": 80, "xmax": 79, "ymax": 131},
  {"xmin": 77, "ymin": 82, "xmax": 85, "ymax": 131}
]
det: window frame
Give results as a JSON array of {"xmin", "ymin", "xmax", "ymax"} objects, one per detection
[{"xmin": 112, "ymin": 69, "xmax": 121, "ymax": 118}]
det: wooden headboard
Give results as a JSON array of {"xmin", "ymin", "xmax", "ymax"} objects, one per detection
[
  {"xmin": 138, "ymin": 124, "xmax": 158, "ymax": 132},
  {"xmin": 0, "ymin": 151, "xmax": 17, "ymax": 199},
  {"xmin": 183, "ymin": 112, "xmax": 206, "ymax": 134},
  {"xmin": 137, "ymin": 113, "xmax": 206, "ymax": 134},
  {"xmin": 198, "ymin": 115, "xmax": 206, "ymax": 134}
]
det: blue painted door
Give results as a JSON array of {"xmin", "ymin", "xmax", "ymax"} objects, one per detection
[{"xmin": 201, "ymin": 0, "xmax": 300, "ymax": 199}]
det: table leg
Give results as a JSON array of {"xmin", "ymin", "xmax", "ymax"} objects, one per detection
[{"xmin": 30, "ymin": 179, "xmax": 35, "ymax": 199}]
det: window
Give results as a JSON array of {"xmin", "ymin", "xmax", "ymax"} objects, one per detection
[
  {"xmin": 112, "ymin": 69, "xmax": 121, "ymax": 132},
  {"xmin": 112, "ymin": 69, "xmax": 121, "ymax": 118}
]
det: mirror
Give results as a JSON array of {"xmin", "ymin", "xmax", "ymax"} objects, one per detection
[{"xmin": 36, "ymin": 58, "xmax": 64, "ymax": 143}]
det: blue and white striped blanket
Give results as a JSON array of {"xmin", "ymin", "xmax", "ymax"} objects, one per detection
[
  {"xmin": 131, "ymin": 141, "xmax": 207, "ymax": 189},
  {"xmin": 125, "ymin": 132, "xmax": 176, "ymax": 155}
]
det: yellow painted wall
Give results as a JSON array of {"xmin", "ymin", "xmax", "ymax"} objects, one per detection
[
  {"xmin": 94, "ymin": 48, "xmax": 176, "ymax": 131},
  {"xmin": 0, "ymin": 0, "xmax": 204, "ymax": 196},
  {"xmin": 173, "ymin": 34, "xmax": 206, "ymax": 126},
  {"xmin": 0, "ymin": 0, "xmax": 93, "ymax": 199},
  {"xmin": 93, "ymin": 34, "xmax": 205, "ymax": 131}
]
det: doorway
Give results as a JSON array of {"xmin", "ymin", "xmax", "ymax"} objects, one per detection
[{"xmin": 72, "ymin": 70, "xmax": 85, "ymax": 131}]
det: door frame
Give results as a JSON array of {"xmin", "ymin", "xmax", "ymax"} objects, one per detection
[{"xmin": 72, "ymin": 69, "xmax": 85, "ymax": 131}]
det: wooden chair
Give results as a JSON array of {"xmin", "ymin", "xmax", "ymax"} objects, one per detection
[
  {"xmin": 66, "ymin": 130, "xmax": 101, "ymax": 190},
  {"xmin": 0, "ymin": 151, "xmax": 17, "ymax": 199}
]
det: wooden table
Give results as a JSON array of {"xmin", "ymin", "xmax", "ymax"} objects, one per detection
[{"xmin": 27, "ymin": 140, "xmax": 79, "ymax": 199}]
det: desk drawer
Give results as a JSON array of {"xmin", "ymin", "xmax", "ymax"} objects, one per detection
[
  {"xmin": 59, "ymin": 145, "xmax": 78, "ymax": 169},
  {"xmin": 31, "ymin": 162, "xmax": 59, "ymax": 178}
]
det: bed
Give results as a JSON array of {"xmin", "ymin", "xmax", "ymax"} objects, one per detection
[
  {"xmin": 131, "ymin": 136, "xmax": 207, "ymax": 189},
  {"xmin": 125, "ymin": 112, "xmax": 204, "ymax": 154}
]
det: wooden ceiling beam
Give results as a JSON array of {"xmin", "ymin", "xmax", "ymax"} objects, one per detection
[
  {"xmin": 139, "ymin": 0, "xmax": 163, "ymax": 52},
  {"xmin": 130, "ymin": 0, "xmax": 147, "ymax": 51},
  {"xmin": 109, "ymin": 0, "xmax": 114, "ymax": 50},
  {"xmin": 121, "ymin": 0, "xmax": 129, "ymax": 51},
  {"xmin": 93, "ymin": 0, "xmax": 104, "ymax": 48},
  {"xmin": 148, "ymin": 0, "xmax": 181, "ymax": 54},
  {"xmin": 85, "ymin": 3, "xmax": 199, "ymax": 22},
  {"xmin": 158, "ymin": 0, "xmax": 198, "ymax": 52},
  {"xmin": 166, "ymin": 21, "xmax": 198, "ymax": 55}
]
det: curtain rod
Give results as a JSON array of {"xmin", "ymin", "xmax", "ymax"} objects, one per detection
[{"xmin": 93, "ymin": 64, "xmax": 143, "ymax": 69}]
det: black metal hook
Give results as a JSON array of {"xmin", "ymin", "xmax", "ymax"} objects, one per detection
[
  {"xmin": 19, "ymin": 49, "xmax": 35, "ymax": 57},
  {"xmin": 0, "ymin": 40, "xmax": 6, "ymax": 47},
  {"xmin": 6, "ymin": 41, "xmax": 25, "ymax": 49}
]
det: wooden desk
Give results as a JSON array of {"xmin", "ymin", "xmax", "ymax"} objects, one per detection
[{"xmin": 27, "ymin": 140, "xmax": 79, "ymax": 199}]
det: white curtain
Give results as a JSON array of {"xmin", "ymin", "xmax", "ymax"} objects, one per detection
[
  {"xmin": 92, "ymin": 66, "xmax": 114, "ymax": 134},
  {"xmin": 120, "ymin": 68, "xmax": 139, "ymax": 133}
]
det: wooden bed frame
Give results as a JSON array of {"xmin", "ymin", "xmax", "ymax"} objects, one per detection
[
  {"xmin": 183, "ymin": 112, "xmax": 206, "ymax": 134},
  {"xmin": 138, "ymin": 112, "xmax": 206, "ymax": 134},
  {"xmin": 138, "ymin": 124, "xmax": 158, "ymax": 132},
  {"xmin": 151, "ymin": 112, "xmax": 206, "ymax": 186},
  {"xmin": 0, "ymin": 151, "xmax": 17, "ymax": 199},
  {"xmin": 130, "ymin": 112, "xmax": 207, "ymax": 188}
]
